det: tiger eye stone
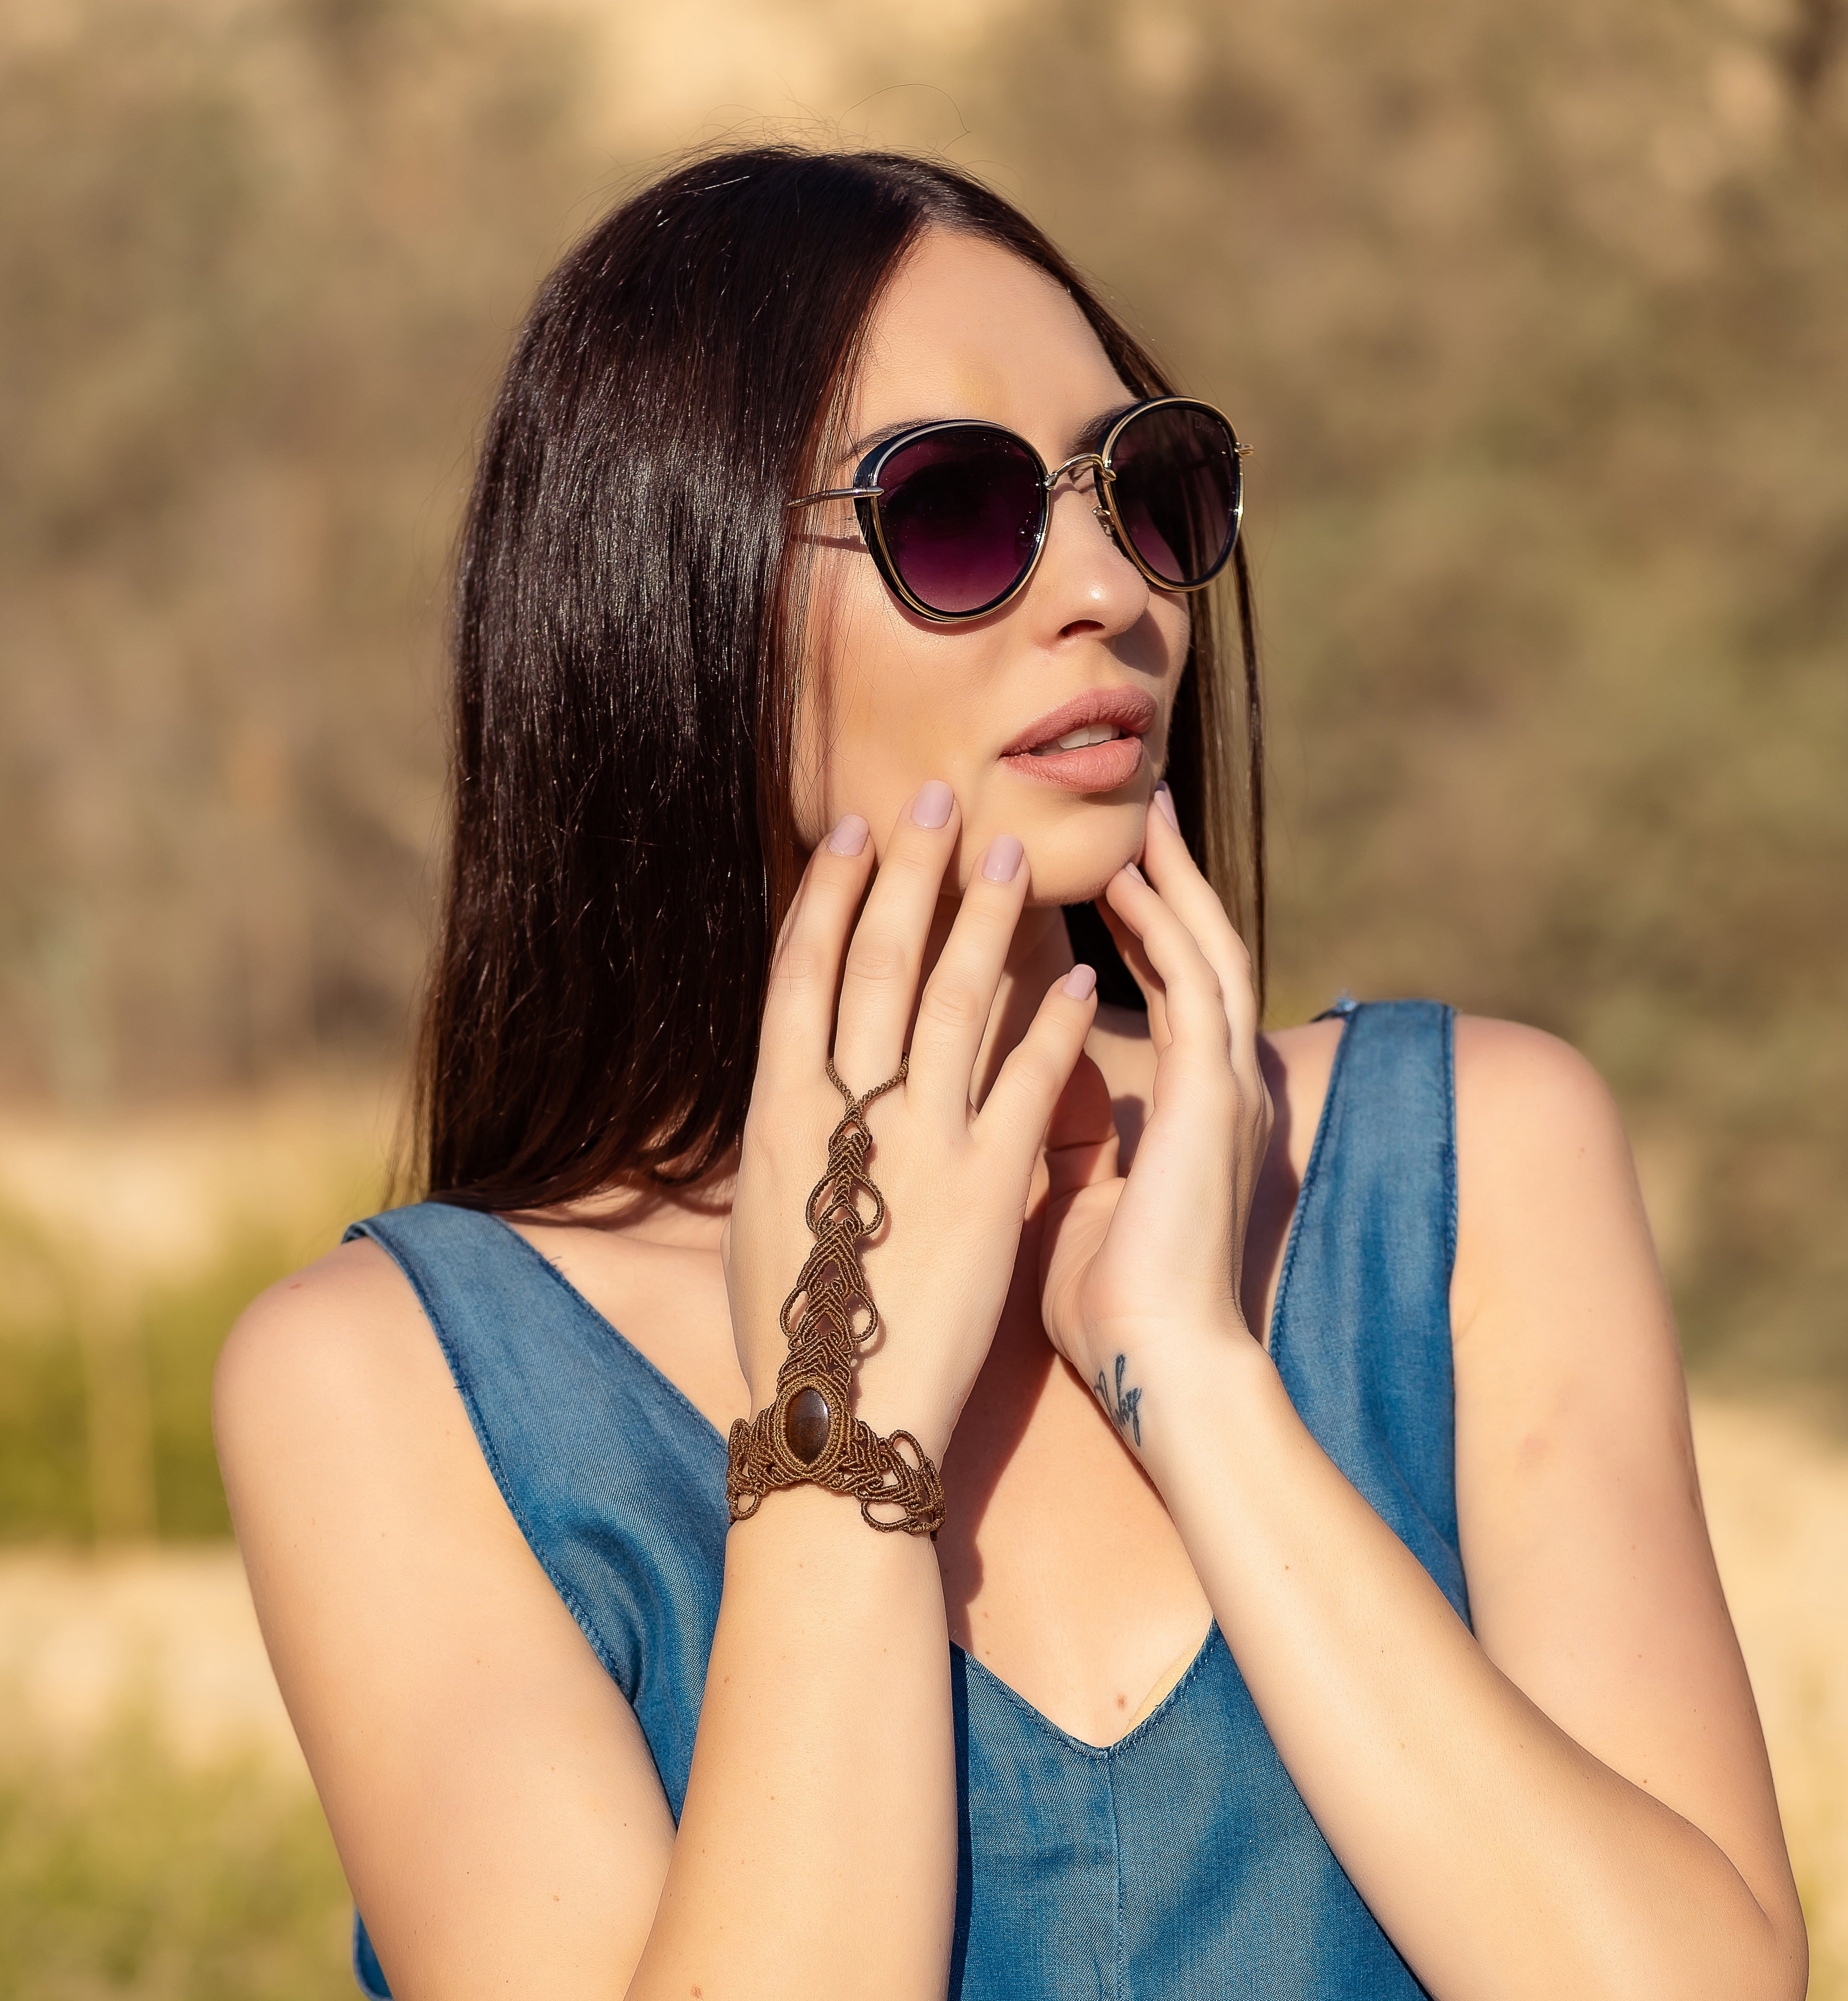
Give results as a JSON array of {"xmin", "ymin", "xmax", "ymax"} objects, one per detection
[{"xmin": 785, "ymin": 1387, "xmax": 831, "ymax": 1464}]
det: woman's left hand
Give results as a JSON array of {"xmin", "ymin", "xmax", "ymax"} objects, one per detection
[{"xmin": 1038, "ymin": 786, "xmax": 1273, "ymax": 1443}]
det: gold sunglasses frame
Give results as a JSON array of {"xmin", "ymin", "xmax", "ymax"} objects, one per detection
[{"xmin": 786, "ymin": 395, "xmax": 1251, "ymax": 624}]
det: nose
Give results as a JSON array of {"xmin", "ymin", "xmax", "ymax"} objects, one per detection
[{"xmin": 1034, "ymin": 457, "xmax": 1149, "ymax": 637}]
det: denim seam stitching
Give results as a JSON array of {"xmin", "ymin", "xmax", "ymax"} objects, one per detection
[
  {"xmin": 1110, "ymin": 1621, "xmax": 1223, "ymax": 1756},
  {"xmin": 474, "ymin": 1208, "xmax": 730, "ymax": 1451},
  {"xmin": 952, "ymin": 1622, "xmax": 1225, "ymax": 1764},
  {"xmin": 1267, "ymin": 1003, "xmax": 1358, "ymax": 1373},
  {"xmin": 350, "ymin": 1219, "xmax": 634, "ymax": 1695},
  {"xmin": 1439, "ymin": 1003, "xmax": 1459, "ymax": 1280},
  {"xmin": 1109, "ymin": 1749, "xmax": 1126, "ymax": 2000}
]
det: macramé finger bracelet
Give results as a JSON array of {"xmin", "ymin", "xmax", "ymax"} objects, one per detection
[{"xmin": 726, "ymin": 1056, "xmax": 946, "ymax": 1538}]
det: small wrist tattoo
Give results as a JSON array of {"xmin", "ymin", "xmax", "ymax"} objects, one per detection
[{"xmin": 1094, "ymin": 1352, "xmax": 1144, "ymax": 1447}]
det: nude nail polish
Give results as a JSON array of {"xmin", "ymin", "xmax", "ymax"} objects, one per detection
[
  {"xmin": 827, "ymin": 814, "xmax": 869, "ymax": 856},
  {"xmin": 1154, "ymin": 783, "xmax": 1180, "ymax": 832},
  {"xmin": 1062, "ymin": 963, "xmax": 1098, "ymax": 1000},
  {"xmin": 982, "ymin": 835, "xmax": 1024, "ymax": 883},
  {"xmin": 911, "ymin": 780, "xmax": 953, "ymax": 828}
]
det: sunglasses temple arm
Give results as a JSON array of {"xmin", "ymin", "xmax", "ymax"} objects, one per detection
[{"xmin": 786, "ymin": 486, "xmax": 884, "ymax": 510}]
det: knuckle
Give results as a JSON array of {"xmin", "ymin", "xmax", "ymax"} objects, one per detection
[
  {"xmin": 920, "ymin": 977, "xmax": 987, "ymax": 1032},
  {"xmin": 845, "ymin": 932, "xmax": 913, "ymax": 988},
  {"xmin": 1003, "ymin": 1050, "xmax": 1057, "ymax": 1102}
]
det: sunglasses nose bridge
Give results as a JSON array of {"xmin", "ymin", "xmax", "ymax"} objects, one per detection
[{"xmin": 1044, "ymin": 451, "xmax": 1107, "ymax": 497}]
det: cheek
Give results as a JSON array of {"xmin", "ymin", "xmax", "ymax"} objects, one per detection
[
  {"xmin": 789, "ymin": 554, "xmax": 947, "ymax": 844},
  {"xmin": 797, "ymin": 566, "xmax": 998, "ymax": 833},
  {"xmin": 1137, "ymin": 601, "xmax": 1192, "ymax": 769}
]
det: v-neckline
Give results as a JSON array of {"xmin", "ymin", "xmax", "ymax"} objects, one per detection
[
  {"xmin": 477, "ymin": 1010, "xmax": 1355, "ymax": 1758},
  {"xmin": 949, "ymin": 1010, "xmax": 1356, "ymax": 1757}
]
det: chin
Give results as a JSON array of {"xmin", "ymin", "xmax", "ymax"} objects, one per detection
[{"xmin": 1020, "ymin": 803, "xmax": 1145, "ymax": 907}]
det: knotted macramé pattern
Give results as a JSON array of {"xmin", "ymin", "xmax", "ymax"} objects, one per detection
[{"xmin": 726, "ymin": 1056, "xmax": 946, "ymax": 1537}]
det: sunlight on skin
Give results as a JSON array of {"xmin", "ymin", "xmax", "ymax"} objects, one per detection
[{"xmin": 794, "ymin": 229, "xmax": 1188, "ymax": 902}]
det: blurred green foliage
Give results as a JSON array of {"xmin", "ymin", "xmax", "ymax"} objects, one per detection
[
  {"xmin": 0, "ymin": 1725, "xmax": 351, "ymax": 1999},
  {"xmin": 0, "ymin": 1208, "xmax": 300, "ymax": 1537}
]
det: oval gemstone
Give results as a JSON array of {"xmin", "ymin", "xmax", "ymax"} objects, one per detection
[{"xmin": 785, "ymin": 1386, "xmax": 831, "ymax": 1464}]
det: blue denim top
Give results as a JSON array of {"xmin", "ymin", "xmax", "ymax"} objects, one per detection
[{"xmin": 345, "ymin": 998, "xmax": 1464, "ymax": 1998}]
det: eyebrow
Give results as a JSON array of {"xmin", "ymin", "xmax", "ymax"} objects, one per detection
[{"xmin": 834, "ymin": 399, "xmax": 1144, "ymax": 472}]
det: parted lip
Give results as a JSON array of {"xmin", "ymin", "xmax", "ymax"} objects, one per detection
[{"xmin": 1000, "ymin": 687, "xmax": 1159, "ymax": 757}]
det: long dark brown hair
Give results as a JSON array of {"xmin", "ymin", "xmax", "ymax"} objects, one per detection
[{"xmin": 414, "ymin": 147, "xmax": 1264, "ymax": 1210}]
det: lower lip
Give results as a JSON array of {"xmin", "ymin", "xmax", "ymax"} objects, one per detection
[{"xmin": 1000, "ymin": 735, "xmax": 1145, "ymax": 792}]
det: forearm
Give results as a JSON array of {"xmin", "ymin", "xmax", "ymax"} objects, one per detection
[
  {"xmin": 1135, "ymin": 1331, "xmax": 1791, "ymax": 2001},
  {"xmin": 628, "ymin": 1486, "xmax": 956, "ymax": 2001}
]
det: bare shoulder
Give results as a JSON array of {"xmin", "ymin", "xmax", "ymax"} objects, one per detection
[
  {"xmin": 215, "ymin": 1235, "xmax": 437, "ymax": 1448},
  {"xmin": 1447, "ymin": 1014, "xmax": 1647, "ymax": 1336},
  {"xmin": 213, "ymin": 1228, "xmax": 553, "ymax": 1688},
  {"xmin": 1451, "ymin": 1011, "xmax": 1626, "ymax": 1147},
  {"xmin": 216, "ymin": 1230, "xmax": 678, "ymax": 1993},
  {"xmin": 214, "ymin": 1233, "xmax": 491, "ymax": 1555}
]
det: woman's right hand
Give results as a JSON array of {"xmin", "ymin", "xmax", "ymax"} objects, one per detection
[{"xmin": 722, "ymin": 782, "xmax": 1100, "ymax": 1463}]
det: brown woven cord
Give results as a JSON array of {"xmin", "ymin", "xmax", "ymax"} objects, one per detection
[{"xmin": 726, "ymin": 1056, "xmax": 945, "ymax": 1537}]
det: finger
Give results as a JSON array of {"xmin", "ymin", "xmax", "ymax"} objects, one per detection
[
  {"xmin": 756, "ymin": 813, "xmax": 876, "ymax": 1089},
  {"xmin": 1093, "ymin": 894, "xmax": 1172, "ymax": 1051},
  {"xmin": 973, "ymin": 965, "xmax": 1099, "ymax": 1176},
  {"xmin": 831, "ymin": 780, "xmax": 960, "ymax": 1087},
  {"xmin": 1141, "ymin": 784, "xmax": 1260, "ymax": 1059},
  {"xmin": 906, "ymin": 833, "xmax": 1031, "ymax": 1121},
  {"xmin": 1103, "ymin": 864, "xmax": 1233, "ymax": 1078},
  {"xmin": 1043, "ymin": 1050, "xmax": 1120, "ymax": 1204}
]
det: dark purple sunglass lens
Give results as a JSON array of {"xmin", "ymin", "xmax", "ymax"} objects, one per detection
[
  {"xmin": 1107, "ymin": 405, "xmax": 1241, "ymax": 588},
  {"xmin": 872, "ymin": 427, "xmax": 1045, "ymax": 617}
]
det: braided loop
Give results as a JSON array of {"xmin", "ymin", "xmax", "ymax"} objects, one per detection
[{"xmin": 726, "ymin": 1057, "xmax": 945, "ymax": 1537}]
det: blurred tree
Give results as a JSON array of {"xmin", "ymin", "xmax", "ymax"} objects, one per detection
[
  {"xmin": 0, "ymin": 0, "xmax": 1841, "ymax": 1399},
  {"xmin": 952, "ymin": 0, "xmax": 1848, "ymax": 1393},
  {"xmin": 0, "ymin": 0, "xmax": 596, "ymax": 1099}
]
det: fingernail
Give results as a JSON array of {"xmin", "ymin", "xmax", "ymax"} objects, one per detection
[
  {"xmin": 981, "ymin": 834, "xmax": 1023, "ymax": 883},
  {"xmin": 827, "ymin": 813, "xmax": 869, "ymax": 856},
  {"xmin": 1123, "ymin": 861, "xmax": 1146, "ymax": 884},
  {"xmin": 1062, "ymin": 963, "xmax": 1098, "ymax": 1001},
  {"xmin": 911, "ymin": 780, "xmax": 953, "ymax": 828},
  {"xmin": 1153, "ymin": 783, "xmax": 1179, "ymax": 832}
]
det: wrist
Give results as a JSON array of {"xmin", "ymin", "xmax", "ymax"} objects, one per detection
[
  {"xmin": 740, "ymin": 1366, "xmax": 955, "ymax": 1467},
  {"xmin": 1083, "ymin": 1317, "xmax": 1275, "ymax": 1482}
]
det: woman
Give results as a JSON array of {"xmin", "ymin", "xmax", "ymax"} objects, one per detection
[{"xmin": 215, "ymin": 148, "xmax": 1806, "ymax": 1999}]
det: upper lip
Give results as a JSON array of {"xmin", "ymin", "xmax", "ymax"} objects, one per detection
[{"xmin": 1000, "ymin": 687, "xmax": 1159, "ymax": 756}]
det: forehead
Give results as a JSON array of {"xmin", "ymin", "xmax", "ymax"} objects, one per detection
[{"xmin": 847, "ymin": 229, "xmax": 1130, "ymax": 456}]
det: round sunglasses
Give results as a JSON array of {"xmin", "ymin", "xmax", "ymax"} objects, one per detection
[{"xmin": 787, "ymin": 396, "xmax": 1248, "ymax": 624}]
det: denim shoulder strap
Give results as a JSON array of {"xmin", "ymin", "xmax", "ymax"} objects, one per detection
[
  {"xmin": 1269, "ymin": 1000, "xmax": 1469, "ymax": 1623},
  {"xmin": 340, "ymin": 1201, "xmax": 729, "ymax": 1999},
  {"xmin": 344, "ymin": 1201, "xmax": 729, "ymax": 1806}
]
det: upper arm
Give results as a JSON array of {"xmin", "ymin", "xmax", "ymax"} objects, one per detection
[
  {"xmin": 214, "ymin": 1239, "xmax": 677, "ymax": 2001},
  {"xmin": 1449, "ymin": 1017, "xmax": 1802, "ymax": 1941}
]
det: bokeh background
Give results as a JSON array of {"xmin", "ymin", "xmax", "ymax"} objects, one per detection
[{"xmin": 2, "ymin": 0, "xmax": 1844, "ymax": 1991}]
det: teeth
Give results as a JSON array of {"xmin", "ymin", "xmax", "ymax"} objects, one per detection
[{"xmin": 1028, "ymin": 723, "xmax": 1122, "ymax": 756}]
